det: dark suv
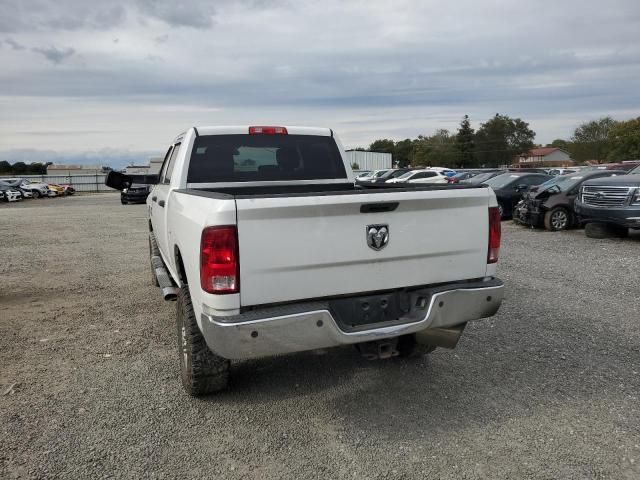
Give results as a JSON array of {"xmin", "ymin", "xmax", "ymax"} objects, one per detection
[
  {"xmin": 574, "ymin": 166, "xmax": 640, "ymax": 238},
  {"xmin": 121, "ymin": 184, "xmax": 150, "ymax": 205},
  {"xmin": 514, "ymin": 170, "xmax": 626, "ymax": 231}
]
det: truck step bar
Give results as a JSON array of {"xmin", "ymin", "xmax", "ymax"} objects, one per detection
[{"xmin": 150, "ymin": 233, "xmax": 179, "ymax": 301}]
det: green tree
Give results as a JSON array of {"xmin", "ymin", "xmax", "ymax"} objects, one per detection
[
  {"xmin": 570, "ymin": 116, "xmax": 618, "ymax": 162},
  {"xmin": 369, "ymin": 139, "xmax": 395, "ymax": 154},
  {"xmin": 455, "ymin": 115, "xmax": 475, "ymax": 167},
  {"xmin": 0, "ymin": 160, "xmax": 11, "ymax": 173},
  {"xmin": 474, "ymin": 114, "xmax": 536, "ymax": 167},
  {"xmin": 607, "ymin": 117, "xmax": 640, "ymax": 161},
  {"xmin": 548, "ymin": 139, "xmax": 569, "ymax": 149},
  {"xmin": 411, "ymin": 129, "xmax": 457, "ymax": 167},
  {"xmin": 350, "ymin": 162, "xmax": 360, "ymax": 170},
  {"xmin": 12, "ymin": 161, "xmax": 27, "ymax": 174},
  {"xmin": 394, "ymin": 138, "xmax": 413, "ymax": 167}
]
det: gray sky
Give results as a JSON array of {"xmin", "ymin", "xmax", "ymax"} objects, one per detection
[{"xmin": 1, "ymin": 0, "xmax": 639, "ymax": 167}]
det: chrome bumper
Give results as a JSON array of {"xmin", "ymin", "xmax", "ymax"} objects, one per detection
[{"xmin": 201, "ymin": 279, "xmax": 504, "ymax": 360}]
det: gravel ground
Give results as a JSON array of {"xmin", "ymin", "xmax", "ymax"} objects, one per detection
[{"xmin": 1, "ymin": 194, "xmax": 639, "ymax": 479}]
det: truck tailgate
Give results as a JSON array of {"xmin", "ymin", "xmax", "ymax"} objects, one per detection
[{"xmin": 235, "ymin": 188, "xmax": 491, "ymax": 307}]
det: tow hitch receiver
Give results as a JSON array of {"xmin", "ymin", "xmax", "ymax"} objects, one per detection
[{"xmin": 356, "ymin": 338, "xmax": 399, "ymax": 360}]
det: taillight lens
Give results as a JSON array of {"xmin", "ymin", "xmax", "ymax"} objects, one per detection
[
  {"xmin": 200, "ymin": 226, "xmax": 239, "ymax": 294},
  {"xmin": 249, "ymin": 126, "xmax": 288, "ymax": 135},
  {"xmin": 488, "ymin": 207, "xmax": 501, "ymax": 264}
]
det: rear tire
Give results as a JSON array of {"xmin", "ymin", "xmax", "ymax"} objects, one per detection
[
  {"xmin": 176, "ymin": 286, "xmax": 230, "ymax": 395},
  {"xmin": 544, "ymin": 207, "xmax": 571, "ymax": 231},
  {"xmin": 396, "ymin": 334, "xmax": 437, "ymax": 358}
]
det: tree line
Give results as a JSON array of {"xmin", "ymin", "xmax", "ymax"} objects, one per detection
[
  {"xmin": 364, "ymin": 115, "xmax": 640, "ymax": 168},
  {"xmin": 0, "ymin": 161, "xmax": 51, "ymax": 175}
]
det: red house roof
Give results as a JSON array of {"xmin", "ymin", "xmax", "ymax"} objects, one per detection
[{"xmin": 526, "ymin": 147, "xmax": 561, "ymax": 157}]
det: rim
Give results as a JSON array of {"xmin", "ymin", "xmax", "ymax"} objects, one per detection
[{"xmin": 551, "ymin": 210, "xmax": 568, "ymax": 230}]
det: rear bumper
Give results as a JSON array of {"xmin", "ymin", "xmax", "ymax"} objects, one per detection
[
  {"xmin": 575, "ymin": 202, "xmax": 640, "ymax": 228},
  {"xmin": 201, "ymin": 278, "xmax": 504, "ymax": 359}
]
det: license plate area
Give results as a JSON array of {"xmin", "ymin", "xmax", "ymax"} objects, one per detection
[{"xmin": 329, "ymin": 290, "xmax": 412, "ymax": 332}]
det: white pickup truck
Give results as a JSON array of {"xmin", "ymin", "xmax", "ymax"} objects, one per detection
[{"xmin": 106, "ymin": 125, "xmax": 504, "ymax": 395}]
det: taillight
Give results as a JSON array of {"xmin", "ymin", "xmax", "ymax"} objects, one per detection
[
  {"xmin": 249, "ymin": 126, "xmax": 288, "ymax": 135},
  {"xmin": 488, "ymin": 207, "xmax": 501, "ymax": 264},
  {"xmin": 200, "ymin": 226, "xmax": 239, "ymax": 294}
]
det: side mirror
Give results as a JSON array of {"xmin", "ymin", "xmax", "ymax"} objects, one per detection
[{"xmin": 105, "ymin": 171, "xmax": 158, "ymax": 191}]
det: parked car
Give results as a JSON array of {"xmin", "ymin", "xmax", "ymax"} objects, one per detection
[
  {"xmin": 59, "ymin": 184, "xmax": 76, "ymax": 195},
  {"xmin": 105, "ymin": 124, "xmax": 504, "ymax": 395},
  {"xmin": 448, "ymin": 171, "xmax": 481, "ymax": 184},
  {"xmin": 47, "ymin": 184, "xmax": 66, "ymax": 196},
  {"xmin": 386, "ymin": 169, "xmax": 448, "ymax": 184},
  {"xmin": 483, "ymin": 172, "xmax": 552, "ymax": 219},
  {"xmin": 547, "ymin": 168, "xmax": 576, "ymax": 176},
  {"xmin": 359, "ymin": 168, "xmax": 414, "ymax": 184},
  {"xmin": 574, "ymin": 169, "xmax": 640, "ymax": 238},
  {"xmin": 121, "ymin": 184, "xmax": 151, "ymax": 204},
  {"xmin": 0, "ymin": 183, "xmax": 23, "ymax": 202},
  {"xmin": 513, "ymin": 170, "xmax": 626, "ymax": 230},
  {"xmin": 0, "ymin": 180, "xmax": 31, "ymax": 199},
  {"xmin": 428, "ymin": 167, "xmax": 457, "ymax": 177},
  {"xmin": 354, "ymin": 171, "xmax": 373, "ymax": 179},
  {"xmin": 1, "ymin": 178, "xmax": 50, "ymax": 198},
  {"xmin": 460, "ymin": 170, "xmax": 504, "ymax": 185}
]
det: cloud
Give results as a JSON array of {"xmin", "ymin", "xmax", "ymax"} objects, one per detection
[
  {"xmin": 31, "ymin": 46, "xmax": 76, "ymax": 64},
  {"xmin": 0, "ymin": 1, "xmax": 126, "ymax": 32},
  {"xmin": 135, "ymin": 0, "xmax": 216, "ymax": 29},
  {"xmin": 4, "ymin": 37, "xmax": 25, "ymax": 50},
  {"xmin": 154, "ymin": 34, "xmax": 169, "ymax": 44}
]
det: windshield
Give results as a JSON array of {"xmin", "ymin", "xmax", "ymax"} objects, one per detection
[
  {"xmin": 483, "ymin": 173, "xmax": 522, "ymax": 189},
  {"xmin": 373, "ymin": 170, "xmax": 390, "ymax": 177},
  {"xmin": 629, "ymin": 165, "xmax": 640, "ymax": 175},
  {"xmin": 538, "ymin": 175, "xmax": 585, "ymax": 193}
]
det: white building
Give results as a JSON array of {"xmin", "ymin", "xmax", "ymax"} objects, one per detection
[
  {"xmin": 344, "ymin": 150, "xmax": 392, "ymax": 171},
  {"xmin": 47, "ymin": 164, "xmax": 103, "ymax": 175}
]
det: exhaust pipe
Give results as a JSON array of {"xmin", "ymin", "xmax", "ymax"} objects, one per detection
[
  {"xmin": 415, "ymin": 324, "xmax": 466, "ymax": 350},
  {"xmin": 161, "ymin": 286, "xmax": 178, "ymax": 301}
]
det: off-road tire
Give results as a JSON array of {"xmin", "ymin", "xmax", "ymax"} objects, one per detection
[
  {"xmin": 396, "ymin": 334, "xmax": 437, "ymax": 358},
  {"xmin": 544, "ymin": 207, "xmax": 571, "ymax": 231},
  {"xmin": 585, "ymin": 222, "xmax": 628, "ymax": 239},
  {"xmin": 176, "ymin": 286, "xmax": 229, "ymax": 395}
]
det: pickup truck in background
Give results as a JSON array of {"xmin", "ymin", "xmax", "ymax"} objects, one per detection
[{"xmin": 106, "ymin": 125, "xmax": 504, "ymax": 395}]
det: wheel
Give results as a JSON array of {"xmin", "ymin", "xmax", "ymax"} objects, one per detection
[
  {"xmin": 32, "ymin": 190, "xmax": 41, "ymax": 198},
  {"xmin": 176, "ymin": 286, "xmax": 229, "ymax": 395},
  {"xmin": 148, "ymin": 239, "xmax": 159, "ymax": 287},
  {"xmin": 497, "ymin": 202, "xmax": 505, "ymax": 219},
  {"xmin": 396, "ymin": 334, "xmax": 437, "ymax": 358},
  {"xmin": 121, "ymin": 197, "xmax": 127, "ymax": 205},
  {"xmin": 584, "ymin": 222, "xmax": 628, "ymax": 239},
  {"xmin": 544, "ymin": 207, "xmax": 571, "ymax": 231}
]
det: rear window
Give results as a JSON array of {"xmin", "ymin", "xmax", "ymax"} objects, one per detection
[{"xmin": 187, "ymin": 134, "xmax": 347, "ymax": 183}]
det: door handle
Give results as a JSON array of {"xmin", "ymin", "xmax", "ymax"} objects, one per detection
[
  {"xmin": 158, "ymin": 200, "xmax": 165, "ymax": 207},
  {"xmin": 152, "ymin": 196, "xmax": 157, "ymax": 202}
]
